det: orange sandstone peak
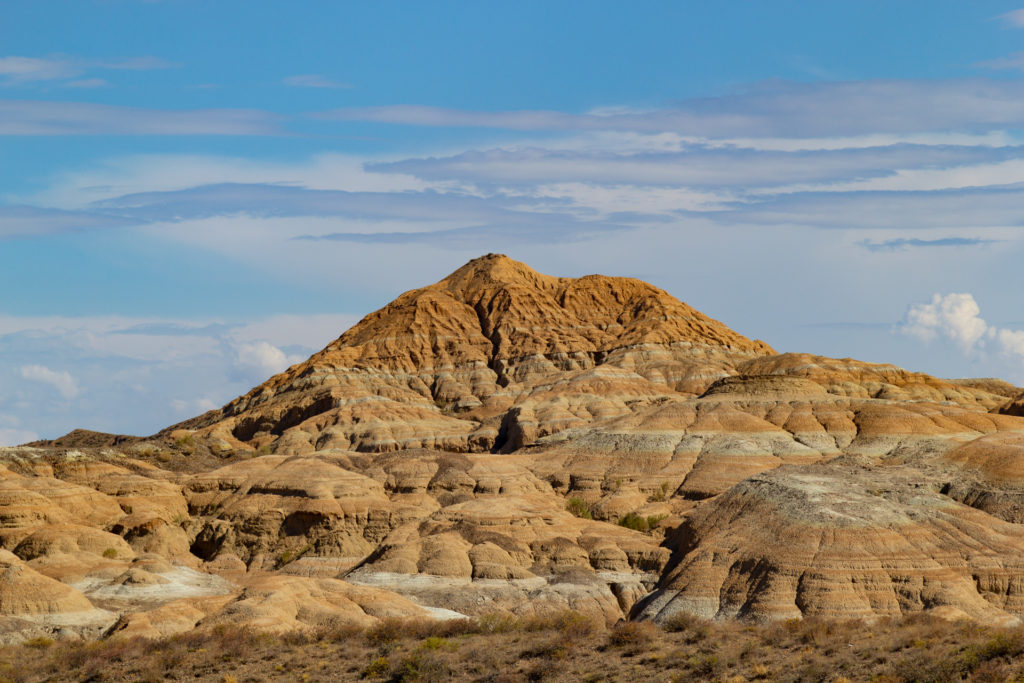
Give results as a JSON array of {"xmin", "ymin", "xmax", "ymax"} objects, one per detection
[{"xmin": 187, "ymin": 254, "xmax": 775, "ymax": 454}]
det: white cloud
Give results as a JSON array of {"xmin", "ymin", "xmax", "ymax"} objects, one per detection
[
  {"xmin": 283, "ymin": 74, "xmax": 352, "ymax": 89},
  {"xmin": 317, "ymin": 80, "xmax": 1024, "ymax": 137},
  {"xmin": 0, "ymin": 101, "xmax": 281, "ymax": 136},
  {"xmin": 998, "ymin": 329, "xmax": 1024, "ymax": 359},
  {"xmin": 999, "ymin": 9, "xmax": 1024, "ymax": 27},
  {"xmin": 0, "ymin": 55, "xmax": 175, "ymax": 85},
  {"xmin": 171, "ymin": 396, "xmax": 219, "ymax": 414},
  {"xmin": 0, "ymin": 428, "xmax": 39, "ymax": 447},
  {"xmin": 64, "ymin": 78, "xmax": 111, "ymax": 89},
  {"xmin": 234, "ymin": 341, "xmax": 303, "ymax": 377},
  {"xmin": 899, "ymin": 293, "xmax": 1024, "ymax": 371},
  {"xmin": 764, "ymin": 158, "xmax": 1024, "ymax": 195},
  {"xmin": 0, "ymin": 312, "xmax": 359, "ymax": 438},
  {"xmin": 19, "ymin": 365, "xmax": 80, "ymax": 399},
  {"xmin": 0, "ymin": 56, "xmax": 77, "ymax": 83},
  {"xmin": 18, "ymin": 153, "xmax": 430, "ymax": 208}
]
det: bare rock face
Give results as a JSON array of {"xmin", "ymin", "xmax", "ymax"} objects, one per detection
[
  {"xmin": 998, "ymin": 391, "xmax": 1024, "ymax": 418},
  {"xmin": 0, "ymin": 550, "xmax": 96, "ymax": 615},
  {"xmin": 184, "ymin": 453, "xmax": 408, "ymax": 570},
  {"xmin": 737, "ymin": 353, "xmax": 1010, "ymax": 409},
  {"xmin": 635, "ymin": 462, "xmax": 1024, "ymax": 624},
  {"xmin": 10, "ymin": 254, "xmax": 1024, "ymax": 639},
  {"xmin": 185, "ymin": 254, "xmax": 774, "ymax": 455}
]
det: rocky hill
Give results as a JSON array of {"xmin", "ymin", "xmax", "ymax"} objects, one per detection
[{"xmin": 6, "ymin": 254, "xmax": 1024, "ymax": 643}]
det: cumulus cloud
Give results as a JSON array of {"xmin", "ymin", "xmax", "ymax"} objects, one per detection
[
  {"xmin": 19, "ymin": 365, "xmax": 80, "ymax": 399},
  {"xmin": 234, "ymin": 341, "xmax": 301, "ymax": 377},
  {"xmin": 899, "ymin": 294, "xmax": 1024, "ymax": 369},
  {"xmin": 899, "ymin": 293, "xmax": 989, "ymax": 352}
]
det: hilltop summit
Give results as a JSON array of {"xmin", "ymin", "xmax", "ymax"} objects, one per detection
[{"xmin": 186, "ymin": 254, "xmax": 775, "ymax": 454}]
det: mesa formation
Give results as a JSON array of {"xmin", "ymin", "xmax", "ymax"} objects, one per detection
[{"xmin": 5, "ymin": 253, "xmax": 1024, "ymax": 642}]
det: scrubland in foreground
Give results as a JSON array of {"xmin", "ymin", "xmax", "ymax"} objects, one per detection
[{"xmin": 5, "ymin": 611, "xmax": 1024, "ymax": 682}]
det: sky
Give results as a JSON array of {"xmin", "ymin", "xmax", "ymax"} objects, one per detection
[{"xmin": 3, "ymin": 1, "xmax": 1024, "ymax": 444}]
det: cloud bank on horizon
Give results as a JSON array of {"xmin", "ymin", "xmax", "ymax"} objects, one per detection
[{"xmin": 2, "ymin": 1, "xmax": 1024, "ymax": 443}]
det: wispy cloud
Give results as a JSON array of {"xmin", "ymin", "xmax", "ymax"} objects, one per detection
[
  {"xmin": 318, "ymin": 79, "xmax": 1024, "ymax": 137},
  {"xmin": 369, "ymin": 144, "xmax": 1022, "ymax": 189},
  {"xmin": 283, "ymin": 74, "xmax": 352, "ymax": 89},
  {"xmin": 0, "ymin": 55, "xmax": 176, "ymax": 86},
  {"xmin": 858, "ymin": 237, "xmax": 999, "ymax": 252},
  {"xmin": 0, "ymin": 101, "xmax": 282, "ymax": 136},
  {"xmin": 0, "ymin": 429, "xmax": 38, "ymax": 447},
  {"xmin": 998, "ymin": 9, "xmax": 1024, "ymax": 28},
  {"xmin": 0, "ymin": 56, "xmax": 77, "ymax": 83},
  {"xmin": 0, "ymin": 312, "xmax": 359, "ymax": 438},
  {"xmin": 19, "ymin": 364, "xmax": 79, "ymax": 399},
  {"xmin": 975, "ymin": 51, "xmax": 1024, "ymax": 72},
  {"xmin": 0, "ymin": 206, "xmax": 139, "ymax": 238},
  {"xmin": 64, "ymin": 78, "xmax": 111, "ymax": 89}
]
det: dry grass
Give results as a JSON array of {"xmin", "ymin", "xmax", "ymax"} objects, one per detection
[{"xmin": 3, "ymin": 611, "xmax": 1024, "ymax": 681}]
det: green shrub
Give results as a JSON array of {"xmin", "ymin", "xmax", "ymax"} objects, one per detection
[
  {"xmin": 418, "ymin": 636, "xmax": 454, "ymax": 651},
  {"xmin": 102, "ymin": 547, "xmax": 118, "ymax": 559},
  {"xmin": 651, "ymin": 481, "xmax": 672, "ymax": 502},
  {"xmin": 618, "ymin": 512, "xmax": 667, "ymax": 532},
  {"xmin": 565, "ymin": 497, "xmax": 592, "ymax": 519},
  {"xmin": 362, "ymin": 656, "xmax": 389, "ymax": 678}
]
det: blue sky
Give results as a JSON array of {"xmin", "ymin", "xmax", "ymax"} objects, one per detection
[{"xmin": 4, "ymin": 1, "xmax": 1024, "ymax": 443}]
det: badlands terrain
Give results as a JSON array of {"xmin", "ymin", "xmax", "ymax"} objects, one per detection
[{"xmin": 4, "ymin": 253, "xmax": 1024, "ymax": 678}]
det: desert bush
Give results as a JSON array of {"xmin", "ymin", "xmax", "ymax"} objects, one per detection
[
  {"xmin": 617, "ymin": 512, "xmax": 649, "ymax": 531},
  {"xmin": 173, "ymin": 434, "xmax": 195, "ymax": 454},
  {"xmin": 362, "ymin": 655, "xmax": 390, "ymax": 678},
  {"xmin": 607, "ymin": 621, "xmax": 658, "ymax": 654},
  {"xmin": 472, "ymin": 612, "xmax": 521, "ymax": 634},
  {"xmin": 418, "ymin": 636, "xmax": 455, "ymax": 652},
  {"xmin": 749, "ymin": 662, "xmax": 771, "ymax": 679},
  {"xmin": 565, "ymin": 497, "xmax": 592, "ymax": 519},
  {"xmin": 393, "ymin": 649, "xmax": 454, "ymax": 682},
  {"xmin": 686, "ymin": 653, "xmax": 720, "ymax": 677},
  {"xmin": 661, "ymin": 611, "xmax": 705, "ymax": 635},
  {"xmin": 649, "ymin": 481, "xmax": 672, "ymax": 502},
  {"xmin": 23, "ymin": 636, "xmax": 53, "ymax": 649}
]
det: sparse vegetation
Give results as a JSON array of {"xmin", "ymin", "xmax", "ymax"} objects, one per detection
[
  {"xmin": 173, "ymin": 434, "xmax": 195, "ymax": 454},
  {"xmin": 617, "ymin": 511, "xmax": 667, "ymax": 532},
  {"xmin": 6, "ymin": 611, "xmax": 1024, "ymax": 681},
  {"xmin": 565, "ymin": 496, "xmax": 592, "ymax": 519},
  {"xmin": 101, "ymin": 547, "xmax": 118, "ymax": 559},
  {"xmin": 23, "ymin": 636, "xmax": 54, "ymax": 649},
  {"xmin": 650, "ymin": 480, "xmax": 673, "ymax": 502},
  {"xmin": 276, "ymin": 544, "xmax": 313, "ymax": 568}
]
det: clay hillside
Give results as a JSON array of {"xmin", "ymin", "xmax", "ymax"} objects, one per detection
[{"xmin": 6, "ymin": 253, "xmax": 1024, "ymax": 645}]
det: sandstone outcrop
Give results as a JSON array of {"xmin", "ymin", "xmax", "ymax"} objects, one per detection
[
  {"xmin": 998, "ymin": 391, "xmax": 1024, "ymax": 418},
  {"xmin": 182, "ymin": 254, "xmax": 775, "ymax": 456},
  {"xmin": 635, "ymin": 461, "xmax": 1024, "ymax": 624},
  {"xmin": 6, "ymin": 254, "xmax": 1024, "ymax": 640}
]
